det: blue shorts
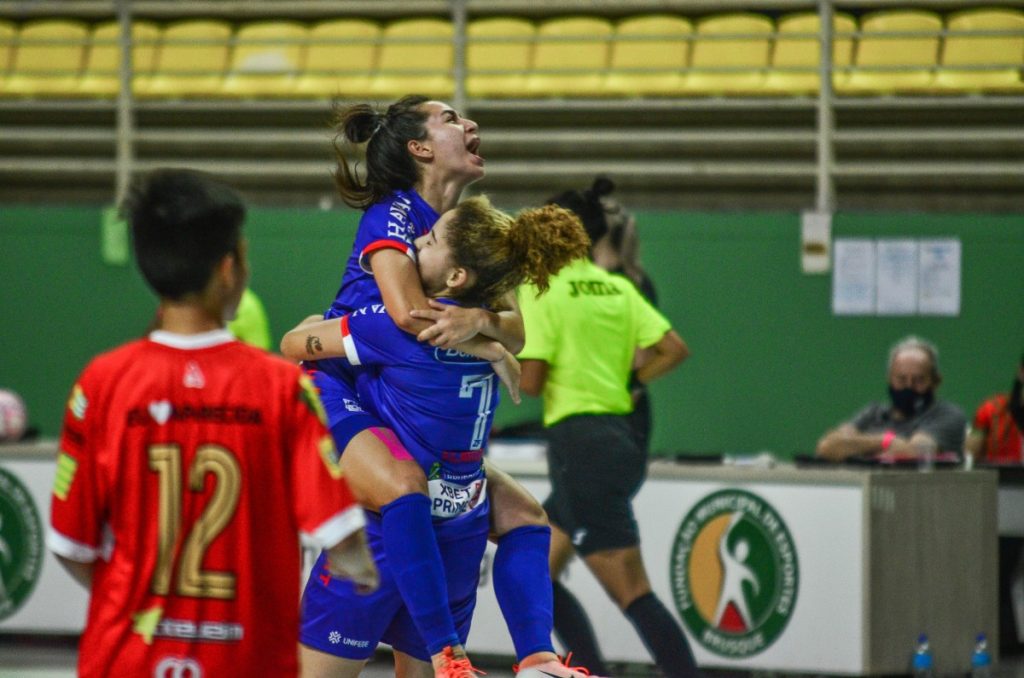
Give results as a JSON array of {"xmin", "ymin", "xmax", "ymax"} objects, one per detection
[
  {"xmin": 299, "ymin": 506, "xmax": 489, "ymax": 662},
  {"xmin": 306, "ymin": 362, "xmax": 384, "ymax": 452}
]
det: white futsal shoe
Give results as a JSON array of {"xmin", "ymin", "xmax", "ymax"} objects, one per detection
[{"xmin": 514, "ymin": 653, "xmax": 609, "ymax": 677}]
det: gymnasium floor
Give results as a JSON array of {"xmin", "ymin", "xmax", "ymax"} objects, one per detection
[
  {"xmin": 1, "ymin": 636, "xmax": 664, "ymax": 678},
  {"xmin": 0, "ymin": 636, "xmax": 526, "ymax": 677},
  {"xmin": 4, "ymin": 635, "xmax": 1024, "ymax": 678}
]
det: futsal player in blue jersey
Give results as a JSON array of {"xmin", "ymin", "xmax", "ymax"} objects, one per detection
[
  {"xmin": 285, "ymin": 196, "xmax": 594, "ymax": 676},
  {"xmin": 285, "ymin": 96, "xmax": 595, "ymax": 676}
]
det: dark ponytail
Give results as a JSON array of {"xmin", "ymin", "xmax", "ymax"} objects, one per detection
[
  {"xmin": 332, "ymin": 95, "xmax": 430, "ymax": 210},
  {"xmin": 545, "ymin": 175, "xmax": 613, "ymax": 244}
]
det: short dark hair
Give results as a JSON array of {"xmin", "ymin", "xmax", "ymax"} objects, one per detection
[{"xmin": 124, "ymin": 169, "xmax": 245, "ymax": 300}]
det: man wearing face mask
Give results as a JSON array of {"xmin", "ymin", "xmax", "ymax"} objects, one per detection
[{"xmin": 815, "ymin": 335, "xmax": 967, "ymax": 461}]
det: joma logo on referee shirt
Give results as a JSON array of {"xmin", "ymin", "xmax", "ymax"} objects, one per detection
[{"xmin": 568, "ymin": 280, "xmax": 623, "ymax": 297}]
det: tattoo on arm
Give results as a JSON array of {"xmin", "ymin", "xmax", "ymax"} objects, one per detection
[{"xmin": 305, "ymin": 335, "xmax": 323, "ymax": 356}]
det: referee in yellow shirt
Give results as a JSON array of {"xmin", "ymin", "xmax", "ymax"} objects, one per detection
[{"xmin": 518, "ymin": 182, "xmax": 697, "ymax": 677}]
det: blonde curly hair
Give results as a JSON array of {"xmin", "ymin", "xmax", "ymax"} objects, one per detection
[{"xmin": 444, "ymin": 195, "xmax": 590, "ymax": 308}]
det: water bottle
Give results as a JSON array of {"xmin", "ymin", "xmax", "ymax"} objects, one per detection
[
  {"xmin": 912, "ymin": 633, "xmax": 934, "ymax": 678},
  {"xmin": 970, "ymin": 632, "xmax": 992, "ymax": 678},
  {"xmin": 914, "ymin": 438, "xmax": 937, "ymax": 472}
]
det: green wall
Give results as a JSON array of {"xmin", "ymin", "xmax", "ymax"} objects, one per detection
[{"xmin": 2, "ymin": 206, "xmax": 1021, "ymax": 459}]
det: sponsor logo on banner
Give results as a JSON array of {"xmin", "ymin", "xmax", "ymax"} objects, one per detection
[
  {"xmin": 670, "ymin": 488, "xmax": 798, "ymax": 658},
  {"xmin": 0, "ymin": 467, "xmax": 44, "ymax": 621}
]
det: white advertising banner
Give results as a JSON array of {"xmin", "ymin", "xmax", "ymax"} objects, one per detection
[
  {"xmin": 2, "ymin": 453, "xmax": 866, "ymax": 673},
  {"xmin": 469, "ymin": 476, "xmax": 865, "ymax": 673},
  {"xmin": 0, "ymin": 459, "xmax": 89, "ymax": 633}
]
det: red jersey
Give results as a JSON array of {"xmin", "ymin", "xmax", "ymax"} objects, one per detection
[
  {"xmin": 973, "ymin": 393, "xmax": 1024, "ymax": 463},
  {"xmin": 48, "ymin": 330, "xmax": 363, "ymax": 678}
]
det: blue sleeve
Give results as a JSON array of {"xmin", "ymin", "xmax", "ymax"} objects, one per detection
[{"xmin": 341, "ymin": 305, "xmax": 419, "ymax": 367}]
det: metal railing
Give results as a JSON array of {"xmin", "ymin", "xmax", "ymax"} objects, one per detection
[{"xmin": 1, "ymin": 0, "xmax": 1022, "ymax": 210}]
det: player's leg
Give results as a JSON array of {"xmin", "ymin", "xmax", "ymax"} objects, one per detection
[
  {"xmin": 559, "ymin": 414, "xmax": 699, "ymax": 678},
  {"xmin": 315, "ymin": 371, "xmax": 464, "ymax": 656},
  {"xmin": 582, "ymin": 545, "xmax": 700, "ymax": 678},
  {"xmin": 383, "ymin": 512, "xmax": 489, "ymax": 677},
  {"xmin": 340, "ymin": 427, "xmax": 428, "ymax": 511},
  {"xmin": 483, "ymin": 460, "xmax": 564, "ymax": 667},
  {"xmin": 393, "ymin": 651, "xmax": 434, "ymax": 678},
  {"xmin": 581, "ymin": 544, "xmax": 652, "ymax": 609},
  {"xmin": 299, "ymin": 547, "xmax": 397, "ymax": 676},
  {"xmin": 435, "ymin": 510, "xmax": 490, "ymax": 676},
  {"xmin": 543, "ymin": 471, "xmax": 610, "ymax": 675},
  {"xmin": 548, "ymin": 522, "xmax": 575, "ymax": 577},
  {"xmin": 299, "ymin": 644, "xmax": 367, "ymax": 678},
  {"xmin": 341, "ymin": 431, "xmax": 462, "ymax": 652},
  {"xmin": 486, "ymin": 460, "xmax": 547, "ymax": 536}
]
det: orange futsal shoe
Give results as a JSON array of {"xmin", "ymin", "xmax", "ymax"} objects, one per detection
[
  {"xmin": 435, "ymin": 646, "xmax": 486, "ymax": 678},
  {"xmin": 514, "ymin": 653, "xmax": 607, "ymax": 677}
]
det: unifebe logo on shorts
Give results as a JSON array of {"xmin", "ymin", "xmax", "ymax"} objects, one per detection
[
  {"xmin": 670, "ymin": 489, "xmax": 798, "ymax": 659},
  {"xmin": 0, "ymin": 466, "xmax": 44, "ymax": 621}
]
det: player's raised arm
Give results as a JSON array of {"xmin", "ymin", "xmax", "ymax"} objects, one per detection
[
  {"xmin": 281, "ymin": 316, "xmax": 346, "ymax": 362},
  {"xmin": 281, "ymin": 313, "xmax": 508, "ymax": 365}
]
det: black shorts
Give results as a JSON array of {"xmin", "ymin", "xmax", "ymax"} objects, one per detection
[{"xmin": 543, "ymin": 413, "xmax": 648, "ymax": 556}]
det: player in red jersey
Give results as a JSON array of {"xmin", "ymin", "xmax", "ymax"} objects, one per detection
[{"xmin": 47, "ymin": 168, "xmax": 377, "ymax": 678}]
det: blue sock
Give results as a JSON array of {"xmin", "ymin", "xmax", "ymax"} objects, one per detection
[
  {"xmin": 493, "ymin": 525, "xmax": 556, "ymax": 660},
  {"xmin": 380, "ymin": 494, "xmax": 459, "ymax": 655}
]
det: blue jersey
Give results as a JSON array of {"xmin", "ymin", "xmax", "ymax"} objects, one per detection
[
  {"xmin": 315, "ymin": 189, "xmax": 438, "ymax": 386},
  {"xmin": 342, "ymin": 302, "xmax": 496, "ymax": 522},
  {"xmin": 328, "ymin": 189, "xmax": 439, "ymax": 317}
]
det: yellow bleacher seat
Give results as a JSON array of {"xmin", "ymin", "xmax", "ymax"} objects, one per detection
[
  {"xmin": 604, "ymin": 14, "xmax": 692, "ymax": 97},
  {"xmin": 143, "ymin": 20, "xmax": 232, "ymax": 98},
  {"xmin": 681, "ymin": 13, "xmax": 774, "ymax": 95},
  {"xmin": 294, "ymin": 19, "xmax": 379, "ymax": 99},
  {"xmin": 761, "ymin": 12, "xmax": 857, "ymax": 95},
  {"xmin": 839, "ymin": 10, "xmax": 942, "ymax": 94},
  {"xmin": 526, "ymin": 16, "xmax": 612, "ymax": 97},
  {"xmin": 5, "ymin": 20, "xmax": 89, "ymax": 97},
  {"xmin": 78, "ymin": 21, "xmax": 159, "ymax": 98},
  {"xmin": 371, "ymin": 18, "xmax": 453, "ymax": 98},
  {"xmin": 466, "ymin": 17, "xmax": 534, "ymax": 98},
  {"xmin": 221, "ymin": 21, "xmax": 307, "ymax": 98},
  {"xmin": 0, "ymin": 20, "xmax": 15, "ymax": 83},
  {"xmin": 934, "ymin": 8, "xmax": 1024, "ymax": 94}
]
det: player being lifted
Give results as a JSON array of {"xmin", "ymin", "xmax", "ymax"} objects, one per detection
[
  {"xmin": 282, "ymin": 196, "xmax": 600, "ymax": 677},
  {"xmin": 48, "ymin": 169, "xmax": 377, "ymax": 678},
  {"xmin": 297, "ymin": 95, "xmax": 599, "ymax": 676}
]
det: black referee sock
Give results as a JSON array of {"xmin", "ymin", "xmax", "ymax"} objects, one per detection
[
  {"xmin": 552, "ymin": 580, "xmax": 610, "ymax": 674},
  {"xmin": 624, "ymin": 592, "xmax": 702, "ymax": 678}
]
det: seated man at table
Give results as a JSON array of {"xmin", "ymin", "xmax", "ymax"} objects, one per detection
[{"xmin": 816, "ymin": 335, "xmax": 966, "ymax": 462}]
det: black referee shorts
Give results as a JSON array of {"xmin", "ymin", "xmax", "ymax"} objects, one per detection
[{"xmin": 543, "ymin": 413, "xmax": 648, "ymax": 557}]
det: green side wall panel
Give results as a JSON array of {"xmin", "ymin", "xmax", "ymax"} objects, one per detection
[{"xmin": 2, "ymin": 205, "xmax": 1021, "ymax": 460}]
